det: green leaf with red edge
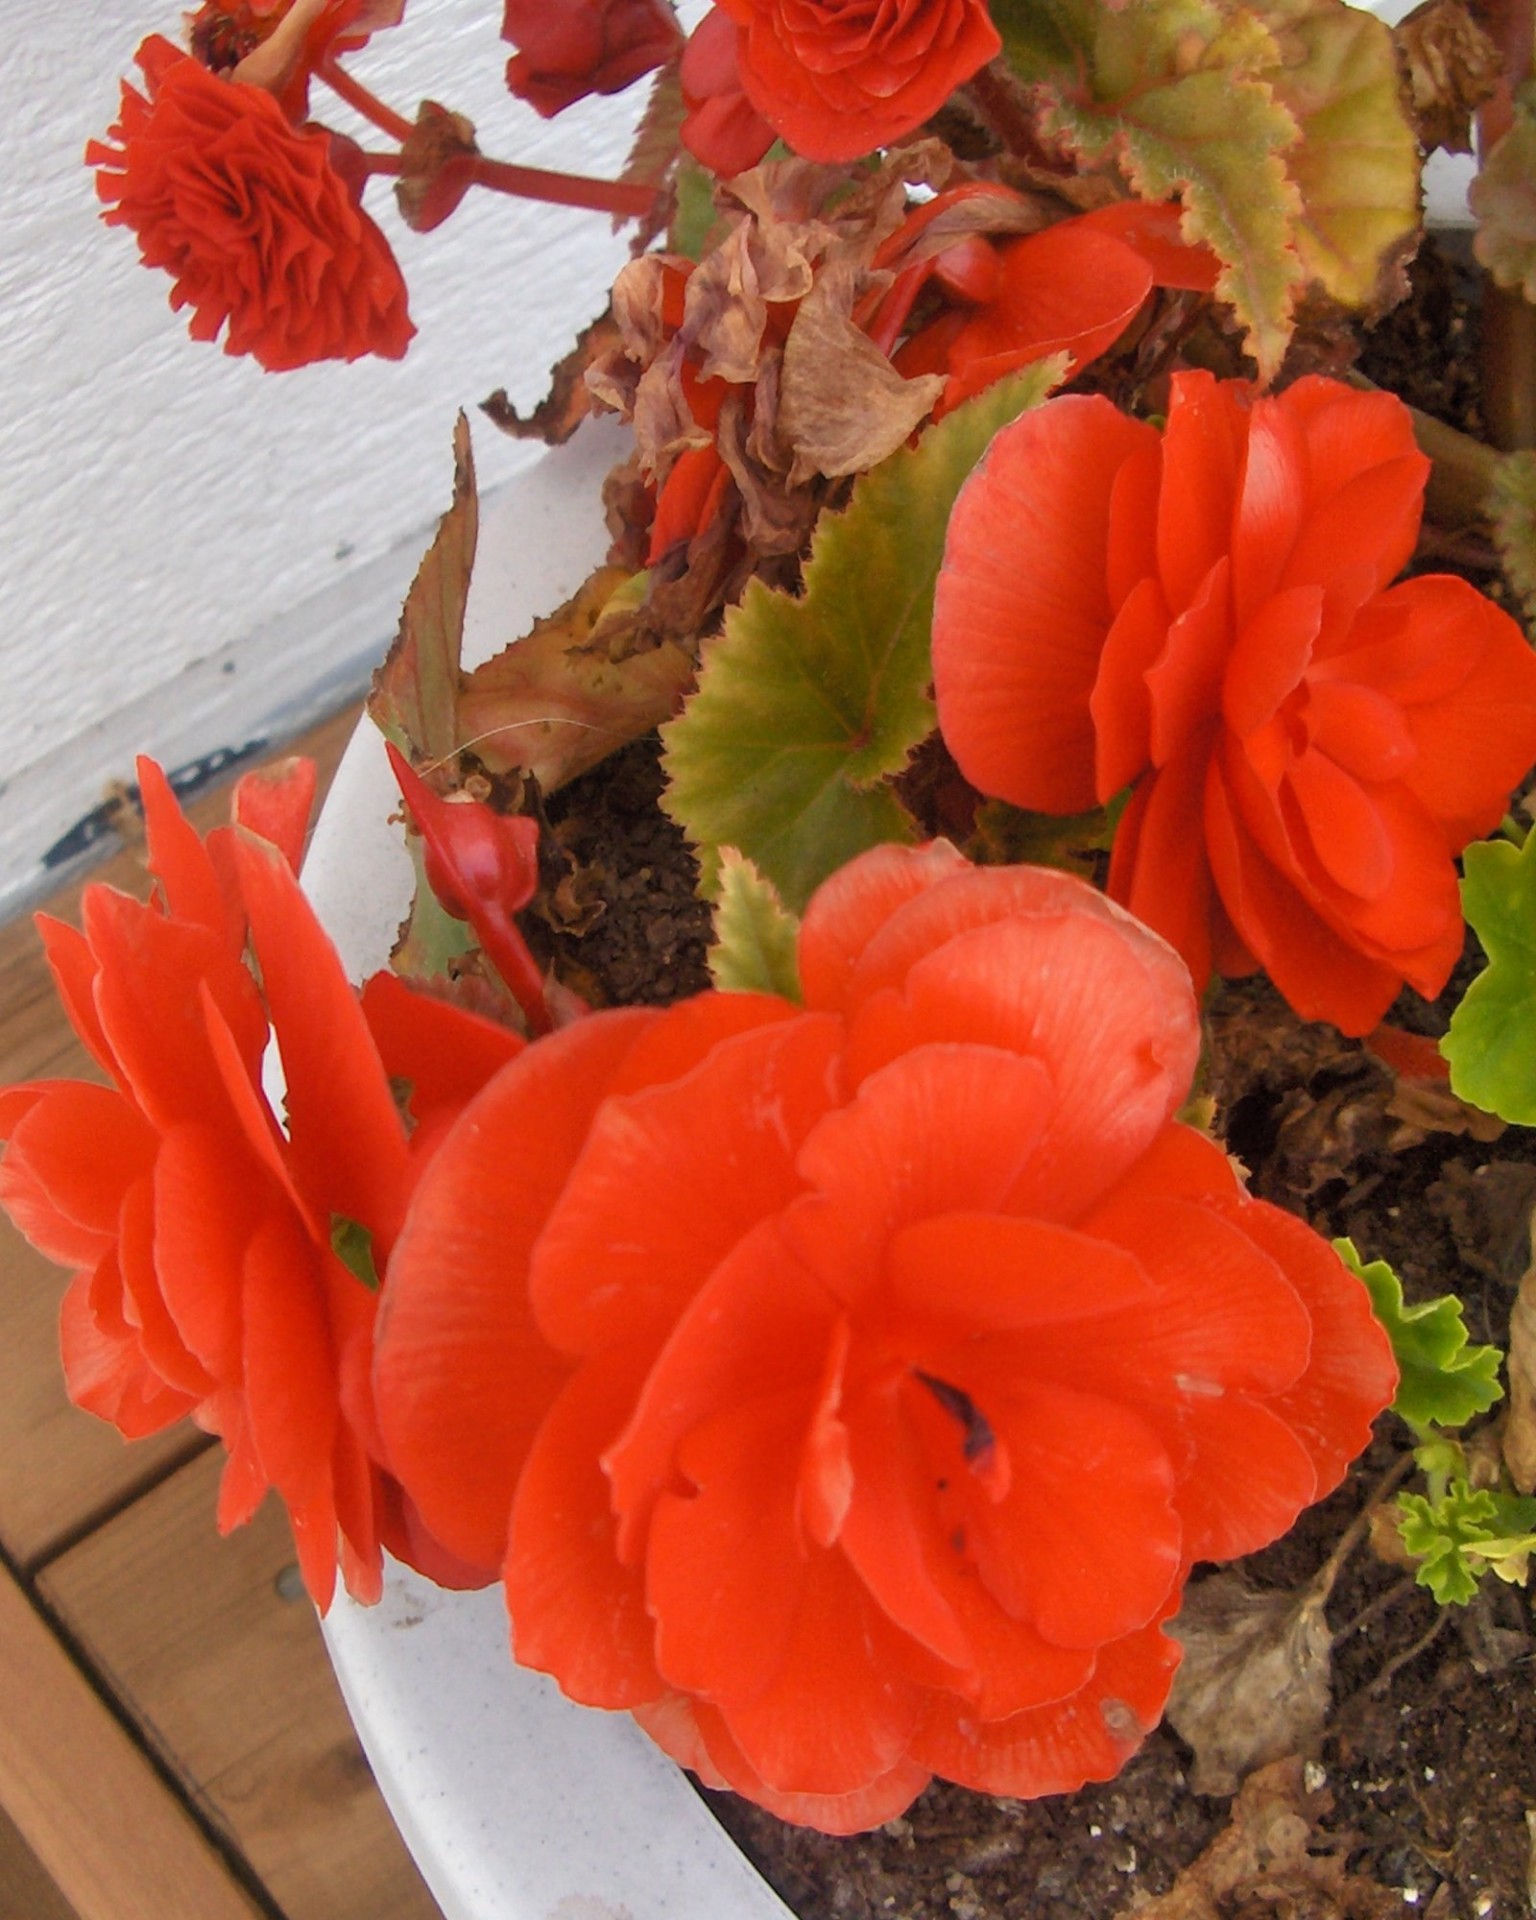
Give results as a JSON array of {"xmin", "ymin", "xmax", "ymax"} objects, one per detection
[
  {"xmin": 1258, "ymin": 0, "xmax": 1420, "ymax": 308},
  {"xmin": 659, "ymin": 358, "xmax": 1065, "ymax": 912},
  {"xmin": 1443, "ymin": 830, "xmax": 1536, "ymax": 1125},
  {"xmin": 369, "ymin": 412, "xmax": 475, "ymax": 768},
  {"xmin": 1028, "ymin": 0, "xmax": 1304, "ymax": 380},
  {"xmin": 1471, "ymin": 86, "xmax": 1536, "ymax": 301},
  {"xmin": 709, "ymin": 849, "xmax": 802, "ymax": 999},
  {"xmin": 999, "ymin": 0, "xmax": 1419, "ymax": 379}
]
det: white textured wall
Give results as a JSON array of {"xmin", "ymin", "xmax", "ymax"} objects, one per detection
[{"xmin": 1, "ymin": 0, "xmax": 663, "ymax": 917}]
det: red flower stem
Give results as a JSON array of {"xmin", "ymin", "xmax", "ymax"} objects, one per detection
[
  {"xmin": 318, "ymin": 57, "xmax": 656, "ymax": 221},
  {"xmin": 318, "ymin": 56, "xmax": 415, "ymax": 144},
  {"xmin": 470, "ymin": 154, "xmax": 657, "ymax": 220},
  {"xmin": 356, "ymin": 151, "xmax": 405, "ymax": 178}
]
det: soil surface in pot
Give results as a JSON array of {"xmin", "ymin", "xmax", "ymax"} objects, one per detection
[{"xmin": 523, "ymin": 237, "xmax": 1536, "ymax": 1920}]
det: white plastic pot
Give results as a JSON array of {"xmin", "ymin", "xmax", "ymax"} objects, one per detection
[{"xmin": 310, "ymin": 422, "xmax": 794, "ymax": 1920}]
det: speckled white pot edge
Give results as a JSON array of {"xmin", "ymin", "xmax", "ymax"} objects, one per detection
[{"xmin": 307, "ymin": 419, "xmax": 793, "ymax": 1920}]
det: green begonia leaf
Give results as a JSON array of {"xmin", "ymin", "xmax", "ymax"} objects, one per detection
[
  {"xmin": 1443, "ymin": 832, "xmax": 1536, "ymax": 1124},
  {"xmin": 1258, "ymin": 0, "xmax": 1420, "ymax": 308},
  {"xmin": 1398, "ymin": 1484, "xmax": 1536, "ymax": 1606},
  {"xmin": 709, "ymin": 850, "xmax": 803, "ymax": 999},
  {"xmin": 1032, "ymin": 0, "xmax": 1304, "ymax": 380},
  {"xmin": 1488, "ymin": 447, "xmax": 1536, "ymax": 625},
  {"xmin": 1471, "ymin": 87, "xmax": 1536, "ymax": 302},
  {"xmin": 1335, "ymin": 1237, "xmax": 1504, "ymax": 1430},
  {"xmin": 660, "ymin": 358, "xmax": 1064, "ymax": 912}
]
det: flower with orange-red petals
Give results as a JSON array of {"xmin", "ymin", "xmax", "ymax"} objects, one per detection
[
  {"xmin": 0, "ymin": 759, "xmax": 520, "ymax": 1606},
  {"xmin": 707, "ymin": 0, "xmax": 1000, "ymax": 164},
  {"xmin": 679, "ymin": 6, "xmax": 775, "ymax": 176},
  {"xmin": 502, "ymin": 0, "xmax": 684, "ymax": 116},
  {"xmin": 189, "ymin": 0, "xmax": 405, "ymax": 120},
  {"xmin": 374, "ymin": 841, "xmax": 1396, "ymax": 1830},
  {"xmin": 88, "ymin": 35, "xmax": 414, "ymax": 371},
  {"xmin": 866, "ymin": 192, "xmax": 1218, "ymax": 416},
  {"xmin": 933, "ymin": 372, "xmax": 1536, "ymax": 1036}
]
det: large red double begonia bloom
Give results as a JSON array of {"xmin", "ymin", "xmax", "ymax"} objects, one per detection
[
  {"xmin": 933, "ymin": 372, "xmax": 1536, "ymax": 1036},
  {"xmin": 707, "ymin": 0, "xmax": 1001, "ymax": 164},
  {"xmin": 88, "ymin": 36, "xmax": 414, "ymax": 372},
  {"xmin": 0, "ymin": 759, "xmax": 519, "ymax": 1607},
  {"xmin": 375, "ymin": 841, "xmax": 1395, "ymax": 1831}
]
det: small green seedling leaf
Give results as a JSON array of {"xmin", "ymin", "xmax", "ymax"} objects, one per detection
[
  {"xmin": 330, "ymin": 1214, "xmax": 382, "ymax": 1292},
  {"xmin": 1443, "ymin": 830, "xmax": 1536, "ymax": 1124},
  {"xmin": 710, "ymin": 850, "xmax": 803, "ymax": 999},
  {"xmin": 661, "ymin": 359, "xmax": 1065, "ymax": 912},
  {"xmin": 1334, "ymin": 1237, "xmax": 1504, "ymax": 1430},
  {"xmin": 1397, "ymin": 1483, "xmax": 1536, "ymax": 1605}
]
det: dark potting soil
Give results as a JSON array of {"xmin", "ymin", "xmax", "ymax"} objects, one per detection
[{"xmin": 523, "ymin": 235, "xmax": 1536, "ymax": 1920}]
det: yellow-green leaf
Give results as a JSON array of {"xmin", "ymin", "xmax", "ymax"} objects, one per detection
[
  {"xmin": 1259, "ymin": 0, "xmax": 1421, "ymax": 308},
  {"xmin": 710, "ymin": 849, "xmax": 802, "ymax": 998},
  {"xmin": 660, "ymin": 359, "xmax": 1064, "ymax": 911}
]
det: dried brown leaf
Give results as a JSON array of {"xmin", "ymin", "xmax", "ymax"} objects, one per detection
[
  {"xmin": 483, "ymin": 312, "xmax": 624, "ymax": 447},
  {"xmin": 1504, "ymin": 1258, "xmax": 1536, "ymax": 1493},
  {"xmin": 1166, "ymin": 1572, "xmax": 1334, "ymax": 1794},
  {"xmin": 369, "ymin": 413, "xmax": 475, "ymax": 768},
  {"xmin": 1385, "ymin": 1077, "xmax": 1508, "ymax": 1148},
  {"xmin": 1133, "ymin": 1758, "xmax": 1405, "ymax": 1920},
  {"xmin": 457, "ymin": 565, "xmax": 695, "ymax": 793},
  {"xmin": 779, "ymin": 263, "xmax": 945, "ymax": 483},
  {"xmin": 1393, "ymin": 0, "xmax": 1501, "ymax": 154}
]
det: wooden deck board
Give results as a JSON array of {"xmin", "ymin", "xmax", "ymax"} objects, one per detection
[
  {"xmin": 39, "ymin": 1451, "xmax": 441, "ymax": 1920},
  {"xmin": 0, "ymin": 1562, "xmax": 264, "ymax": 1920}
]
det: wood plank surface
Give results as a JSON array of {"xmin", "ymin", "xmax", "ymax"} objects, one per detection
[
  {"xmin": 0, "ymin": 1559, "xmax": 263, "ymax": 1920},
  {"xmin": 0, "ymin": 704, "xmax": 364, "ymax": 1571},
  {"xmin": 39, "ymin": 1449, "xmax": 442, "ymax": 1920},
  {"xmin": 0, "ymin": 1804, "xmax": 80, "ymax": 1920}
]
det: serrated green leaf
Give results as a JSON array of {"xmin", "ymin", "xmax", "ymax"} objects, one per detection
[
  {"xmin": 660, "ymin": 359, "xmax": 1064, "ymax": 912},
  {"xmin": 1335, "ymin": 1237, "xmax": 1504, "ymax": 1430},
  {"xmin": 1257, "ymin": 0, "xmax": 1420, "ymax": 307},
  {"xmin": 1489, "ymin": 448, "xmax": 1536, "ymax": 625},
  {"xmin": 1444, "ymin": 832, "xmax": 1536, "ymax": 1124},
  {"xmin": 1398, "ymin": 1484, "xmax": 1536, "ymax": 1605},
  {"xmin": 709, "ymin": 849, "xmax": 802, "ymax": 999},
  {"xmin": 1471, "ymin": 86, "xmax": 1536, "ymax": 301},
  {"xmin": 1035, "ymin": 0, "xmax": 1303, "ymax": 380}
]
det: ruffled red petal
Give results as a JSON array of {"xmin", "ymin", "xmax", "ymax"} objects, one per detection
[{"xmin": 934, "ymin": 396, "xmax": 1158, "ymax": 812}]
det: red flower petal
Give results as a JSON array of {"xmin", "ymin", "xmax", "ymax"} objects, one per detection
[
  {"xmin": 530, "ymin": 1013, "xmax": 841, "ymax": 1353},
  {"xmin": 1155, "ymin": 373, "xmax": 1245, "ymax": 614},
  {"xmin": 0, "ymin": 1082, "xmax": 149, "ymax": 1267},
  {"xmin": 934, "ymin": 396, "xmax": 1158, "ymax": 812},
  {"xmin": 505, "ymin": 1351, "xmax": 663, "ymax": 1708},
  {"xmin": 914, "ymin": 1614, "xmax": 1181, "ymax": 1798},
  {"xmin": 375, "ymin": 1010, "xmax": 656, "ymax": 1569},
  {"xmin": 798, "ymin": 840, "xmax": 971, "ymax": 1015}
]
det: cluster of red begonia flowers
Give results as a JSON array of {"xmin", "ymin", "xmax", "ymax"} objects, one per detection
[
  {"xmin": 91, "ymin": 0, "xmax": 1014, "ymax": 372},
  {"xmin": 933, "ymin": 372, "xmax": 1536, "ymax": 1037},
  {"xmin": 0, "ymin": 759, "xmax": 519, "ymax": 1604},
  {"xmin": 0, "ymin": 772, "xmax": 1398, "ymax": 1829}
]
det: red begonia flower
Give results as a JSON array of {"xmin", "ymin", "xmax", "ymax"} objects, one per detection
[
  {"xmin": 932, "ymin": 372, "xmax": 1536, "ymax": 1035},
  {"xmin": 189, "ymin": 0, "xmax": 405, "ymax": 121},
  {"xmin": 375, "ymin": 842, "xmax": 1395, "ymax": 1829},
  {"xmin": 88, "ymin": 36, "xmax": 414, "ymax": 372},
  {"xmin": 679, "ymin": 6, "xmax": 776, "ymax": 176},
  {"xmin": 0, "ymin": 759, "xmax": 520, "ymax": 1607},
  {"xmin": 866, "ymin": 191, "xmax": 1219, "ymax": 416},
  {"xmin": 502, "ymin": 0, "xmax": 684, "ymax": 116},
  {"xmin": 710, "ymin": 0, "xmax": 1001, "ymax": 163}
]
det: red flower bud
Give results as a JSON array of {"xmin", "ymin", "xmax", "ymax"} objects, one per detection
[{"xmin": 502, "ymin": 0, "xmax": 684, "ymax": 118}]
